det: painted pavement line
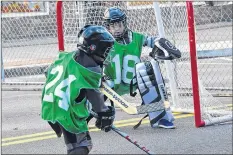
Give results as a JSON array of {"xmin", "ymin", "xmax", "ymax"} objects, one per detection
[
  {"xmin": 2, "ymin": 112, "xmax": 181, "ymax": 142},
  {"xmin": 2, "ymin": 114, "xmax": 193, "ymax": 146}
]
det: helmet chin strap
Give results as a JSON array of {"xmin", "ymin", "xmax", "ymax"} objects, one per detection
[
  {"xmin": 76, "ymin": 47, "xmax": 103, "ymax": 67},
  {"xmin": 77, "ymin": 45, "xmax": 87, "ymax": 53},
  {"xmin": 91, "ymin": 54, "xmax": 105, "ymax": 67}
]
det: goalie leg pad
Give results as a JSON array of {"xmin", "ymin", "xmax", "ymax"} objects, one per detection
[
  {"xmin": 135, "ymin": 59, "xmax": 166, "ymax": 104},
  {"xmin": 149, "ymin": 108, "xmax": 175, "ymax": 126},
  {"xmin": 135, "ymin": 59, "xmax": 175, "ymax": 126}
]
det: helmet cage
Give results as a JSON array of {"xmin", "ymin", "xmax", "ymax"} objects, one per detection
[{"xmin": 103, "ymin": 7, "xmax": 127, "ymax": 39}]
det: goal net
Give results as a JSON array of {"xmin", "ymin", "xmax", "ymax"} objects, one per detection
[{"xmin": 1, "ymin": 1, "xmax": 232, "ymax": 127}]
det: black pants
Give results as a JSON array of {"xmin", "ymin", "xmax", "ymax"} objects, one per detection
[{"xmin": 48, "ymin": 122, "xmax": 92, "ymax": 154}]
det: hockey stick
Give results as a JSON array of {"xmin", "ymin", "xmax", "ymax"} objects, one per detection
[
  {"xmin": 89, "ymin": 110, "xmax": 155, "ymax": 155},
  {"xmin": 100, "ymin": 82, "xmax": 165, "ymax": 115},
  {"xmin": 110, "ymin": 126, "xmax": 155, "ymax": 155},
  {"xmin": 2, "ymin": 81, "xmax": 165, "ymax": 115}
]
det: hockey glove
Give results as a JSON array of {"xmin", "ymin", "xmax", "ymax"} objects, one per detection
[
  {"xmin": 150, "ymin": 38, "xmax": 181, "ymax": 60},
  {"xmin": 95, "ymin": 106, "xmax": 115, "ymax": 132}
]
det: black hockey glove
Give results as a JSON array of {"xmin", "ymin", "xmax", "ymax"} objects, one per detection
[
  {"xmin": 95, "ymin": 106, "xmax": 115, "ymax": 132},
  {"xmin": 150, "ymin": 38, "xmax": 181, "ymax": 60}
]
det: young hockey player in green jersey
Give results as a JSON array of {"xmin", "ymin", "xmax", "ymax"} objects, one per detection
[
  {"xmin": 103, "ymin": 7, "xmax": 181, "ymax": 129},
  {"xmin": 41, "ymin": 25, "xmax": 115, "ymax": 154}
]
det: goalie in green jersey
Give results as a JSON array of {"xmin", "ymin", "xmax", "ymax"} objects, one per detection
[
  {"xmin": 41, "ymin": 25, "xmax": 115, "ymax": 154},
  {"xmin": 103, "ymin": 7, "xmax": 181, "ymax": 129}
]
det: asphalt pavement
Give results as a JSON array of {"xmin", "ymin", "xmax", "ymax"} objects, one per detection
[{"xmin": 1, "ymin": 90, "xmax": 232, "ymax": 154}]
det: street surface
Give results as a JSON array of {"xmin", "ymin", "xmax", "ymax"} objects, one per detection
[{"xmin": 1, "ymin": 90, "xmax": 232, "ymax": 154}]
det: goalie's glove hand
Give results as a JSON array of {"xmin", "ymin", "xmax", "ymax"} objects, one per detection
[
  {"xmin": 149, "ymin": 38, "xmax": 181, "ymax": 60},
  {"xmin": 95, "ymin": 106, "xmax": 115, "ymax": 132}
]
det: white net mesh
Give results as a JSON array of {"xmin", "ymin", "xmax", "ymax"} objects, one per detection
[
  {"xmin": 1, "ymin": 1, "xmax": 232, "ymax": 125},
  {"xmin": 58, "ymin": 1, "xmax": 233, "ymax": 125},
  {"xmin": 160, "ymin": 2, "xmax": 232, "ymax": 124},
  {"xmin": 1, "ymin": 2, "xmax": 57, "ymax": 83}
]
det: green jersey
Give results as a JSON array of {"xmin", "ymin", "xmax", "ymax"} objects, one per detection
[
  {"xmin": 104, "ymin": 32, "xmax": 144, "ymax": 95},
  {"xmin": 41, "ymin": 51, "xmax": 102, "ymax": 134}
]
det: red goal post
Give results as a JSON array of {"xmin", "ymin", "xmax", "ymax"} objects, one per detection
[{"xmin": 186, "ymin": 1, "xmax": 204, "ymax": 127}]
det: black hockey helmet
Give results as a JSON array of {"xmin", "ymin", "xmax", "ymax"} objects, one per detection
[
  {"xmin": 77, "ymin": 25, "xmax": 115, "ymax": 65},
  {"xmin": 103, "ymin": 7, "xmax": 127, "ymax": 38}
]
